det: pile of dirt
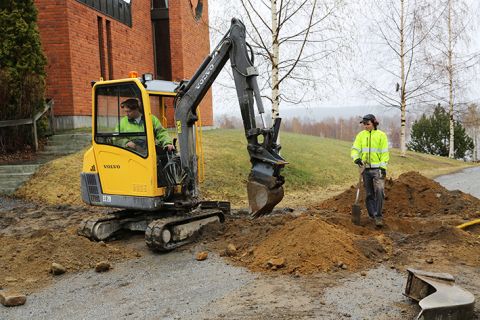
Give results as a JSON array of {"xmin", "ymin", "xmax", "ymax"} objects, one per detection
[
  {"xmin": 0, "ymin": 200, "xmax": 140, "ymax": 293},
  {"xmin": 201, "ymin": 214, "xmax": 378, "ymax": 275},
  {"xmin": 316, "ymin": 171, "xmax": 480, "ymax": 218},
  {"xmin": 238, "ymin": 215, "xmax": 371, "ymax": 274},
  {"xmin": 2, "ymin": 170, "xmax": 480, "ymax": 294},
  {"xmin": 0, "ymin": 227, "xmax": 139, "ymax": 293},
  {"xmin": 202, "ymin": 171, "xmax": 480, "ymax": 275}
]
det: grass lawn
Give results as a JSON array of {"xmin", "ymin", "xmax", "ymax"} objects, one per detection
[
  {"xmin": 200, "ymin": 129, "xmax": 476, "ymax": 207},
  {"xmin": 16, "ymin": 128, "xmax": 477, "ymax": 208}
]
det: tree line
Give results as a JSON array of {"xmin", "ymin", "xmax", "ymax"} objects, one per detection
[
  {"xmin": 216, "ymin": 101, "xmax": 479, "ymax": 161},
  {"xmin": 216, "ymin": 113, "xmax": 402, "ymax": 148}
]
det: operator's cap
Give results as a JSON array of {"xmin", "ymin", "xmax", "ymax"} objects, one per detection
[{"xmin": 360, "ymin": 114, "xmax": 376, "ymax": 124}]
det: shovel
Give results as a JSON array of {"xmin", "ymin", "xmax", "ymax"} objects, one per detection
[{"xmin": 351, "ymin": 166, "xmax": 364, "ymax": 225}]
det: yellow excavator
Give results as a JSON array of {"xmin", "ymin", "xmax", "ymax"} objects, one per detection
[{"xmin": 78, "ymin": 18, "xmax": 287, "ymax": 251}]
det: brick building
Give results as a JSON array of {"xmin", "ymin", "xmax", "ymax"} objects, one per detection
[{"xmin": 34, "ymin": 0, "xmax": 212, "ymax": 129}]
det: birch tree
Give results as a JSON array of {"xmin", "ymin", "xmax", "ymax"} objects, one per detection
[
  {"xmin": 428, "ymin": 0, "xmax": 479, "ymax": 158},
  {"xmin": 209, "ymin": 0, "xmax": 348, "ymax": 124},
  {"xmin": 359, "ymin": 0, "xmax": 444, "ymax": 156}
]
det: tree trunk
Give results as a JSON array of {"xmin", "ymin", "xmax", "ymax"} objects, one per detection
[
  {"xmin": 271, "ymin": 0, "xmax": 280, "ymax": 122},
  {"xmin": 447, "ymin": 0, "xmax": 455, "ymax": 158},
  {"xmin": 399, "ymin": 0, "xmax": 407, "ymax": 157}
]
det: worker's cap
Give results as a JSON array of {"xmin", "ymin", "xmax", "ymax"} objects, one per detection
[
  {"xmin": 121, "ymin": 98, "xmax": 141, "ymax": 110},
  {"xmin": 360, "ymin": 114, "xmax": 376, "ymax": 124}
]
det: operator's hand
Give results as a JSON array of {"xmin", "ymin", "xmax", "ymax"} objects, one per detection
[
  {"xmin": 380, "ymin": 168, "xmax": 386, "ymax": 178},
  {"xmin": 165, "ymin": 144, "xmax": 175, "ymax": 152},
  {"xmin": 354, "ymin": 158, "xmax": 363, "ymax": 167},
  {"xmin": 126, "ymin": 140, "xmax": 137, "ymax": 149}
]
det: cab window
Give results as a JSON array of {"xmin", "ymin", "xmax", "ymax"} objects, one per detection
[{"xmin": 94, "ymin": 83, "xmax": 148, "ymax": 157}]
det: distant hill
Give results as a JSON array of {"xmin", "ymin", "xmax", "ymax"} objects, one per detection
[{"xmin": 214, "ymin": 104, "xmax": 401, "ymax": 123}]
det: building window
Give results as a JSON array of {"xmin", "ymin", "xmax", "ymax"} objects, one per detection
[
  {"xmin": 189, "ymin": 0, "xmax": 203, "ymax": 21},
  {"xmin": 151, "ymin": 0, "xmax": 171, "ymax": 80},
  {"xmin": 97, "ymin": 17, "xmax": 106, "ymax": 79},
  {"xmin": 76, "ymin": 0, "xmax": 132, "ymax": 27},
  {"xmin": 106, "ymin": 20, "xmax": 113, "ymax": 80}
]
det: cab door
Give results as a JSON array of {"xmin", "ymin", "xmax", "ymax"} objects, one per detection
[{"xmin": 93, "ymin": 80, "xmax": 157, "ymax": 197}]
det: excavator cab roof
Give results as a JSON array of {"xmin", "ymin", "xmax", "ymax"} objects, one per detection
[{"xmin": 144, "ymin": 79, "xmax": 178, "ymax": 97}]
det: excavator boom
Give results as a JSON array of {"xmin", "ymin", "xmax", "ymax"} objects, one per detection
[{"xmin": 174, "ymin": 18, "xmax": 287, "ymax": 217}]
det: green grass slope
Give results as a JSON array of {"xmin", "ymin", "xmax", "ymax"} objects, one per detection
[
  {"xmin": 15, "ymin": 128, "xmax": 476, "ymax": 208},
  {"xmin": 200, "ymin": 129, "xmax": 476, "ymax": 207}
]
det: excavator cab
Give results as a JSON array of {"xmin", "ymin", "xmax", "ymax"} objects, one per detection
[{"xmin": 82, "ymin": 75, "xmax": 182, "ymax": 208}]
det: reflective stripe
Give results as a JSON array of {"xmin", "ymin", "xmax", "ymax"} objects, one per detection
[
  {"xmin": 352, "ymin": 146, "xmax": 361, "ymax": 152},
  {"xmin": 365, "ymin": 162, "xmax": 387, "ymax": 168},
  {"xmin": 361, "ymin": 147, "xmax": 388, "ymax": 153}
]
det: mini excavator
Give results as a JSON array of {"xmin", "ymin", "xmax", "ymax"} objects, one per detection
[{"xmin": 78, "ymin": 18, "xmax": 287, "ymax": 251}]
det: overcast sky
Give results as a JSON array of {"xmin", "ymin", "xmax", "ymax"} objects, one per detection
[{"xmin": 207, "ymin": 0, "xmax": 480, "ymax": 120}]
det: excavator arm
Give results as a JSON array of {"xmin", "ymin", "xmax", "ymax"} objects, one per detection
[{"xmin": 174, "ymin": 18, "xmax": 287, "ymax": 218}]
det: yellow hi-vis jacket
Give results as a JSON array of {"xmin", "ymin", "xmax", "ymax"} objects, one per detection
[
  {"xmin": 117, "ymin": 115, "xmax": 172, "ymax": 147},
  {"xmin": 351, "ymin": 129, "xmax": 389, "ymax": 169}
]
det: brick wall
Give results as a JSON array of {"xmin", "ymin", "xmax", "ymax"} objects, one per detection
[
  {"xmin": 168, "ymin": 0, "xmax": 213, "ymax": 127},
  {"xmin": 66, "ymin": 1, "xmax": 155, "ymax": 117},
  {"xmin": 34, "ymin": 0, "xmax": 213, "ymax": 127},
  {"xmin": 35, "ymin": 0, "xmax": 74, "ymax": 116}
]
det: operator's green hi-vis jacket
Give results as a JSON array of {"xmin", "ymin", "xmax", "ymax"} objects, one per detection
[
  {"xmin": 118, "ymin": 115, "xmax": 172, "ymax": 147},
  {"xmin": 351, "ymin": 129, "xmax": 390, "ymax": 169}
]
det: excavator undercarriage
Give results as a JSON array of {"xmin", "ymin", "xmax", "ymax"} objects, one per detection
[{"xmin": 78, "ymin": 201, "xmax": 228, "ymax": 252}]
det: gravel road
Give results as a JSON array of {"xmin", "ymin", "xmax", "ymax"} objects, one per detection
[
  {"xmin": 1, "ymin": 167, "xmax": 479, "ymax": 320},
  {"xmin": 434, "ymin": 166, "xmax": 480, "ymax": 198}
]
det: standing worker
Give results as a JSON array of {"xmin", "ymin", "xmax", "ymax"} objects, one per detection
[{"xmin": 351, "ymin": 114, "xmax": 389, "ymax": 227}]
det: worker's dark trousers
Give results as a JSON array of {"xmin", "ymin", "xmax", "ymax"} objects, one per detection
[{"xmin": 363, "ymin": 168, "xmax": 385, "ymax": 218}]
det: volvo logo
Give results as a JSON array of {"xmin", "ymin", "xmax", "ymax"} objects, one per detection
[
  {"xmin": 195, "ymin": 64, "xmax": 215, "ymax": 90},
  {"xmin": 103, "ymin": 164, "xmax": 120, "ymax": 169}
]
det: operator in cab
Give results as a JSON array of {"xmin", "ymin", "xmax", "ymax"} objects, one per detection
[{"xmin": 118, "ymin": 98, "xmax": 174, "ymax": 153}]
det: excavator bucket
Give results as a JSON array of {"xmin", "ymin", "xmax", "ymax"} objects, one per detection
[
  {"xmin": 247, "ymin": 179, "xmax": 284, "ymax": 218},
  {"xmin": 404, "ymin": 268, "xmax": 475, "ymax": 320}
]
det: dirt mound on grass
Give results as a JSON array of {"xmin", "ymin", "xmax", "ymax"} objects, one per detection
[
  {"xmin": 202, "ymin": 171, "xmax": 480, "ymax": 275},
  {"xmin": 316, "ymin": 171, "xmax": 480, "ymax": 218},
  {"xmin": 14, "ymin": 151, "xmax": 85, "ymax": 207}
]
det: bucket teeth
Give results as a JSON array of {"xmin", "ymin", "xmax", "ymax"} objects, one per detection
[{"xmin": 247, "ymin": 179, "xmax": 284, "ymax": 218}]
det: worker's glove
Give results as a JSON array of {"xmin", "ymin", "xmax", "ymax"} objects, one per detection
[
  {"xmin": 380, "ymin": 168, "xmax": 386, "ymax": 178},
  {"xmin": 354, "ymin": 159, "xmax": 363, "ymax": 167}
]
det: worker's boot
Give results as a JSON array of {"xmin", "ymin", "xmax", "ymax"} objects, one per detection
[{"xmin": 375, "ymin": 217, "xmax": 383, "ymax": 228}]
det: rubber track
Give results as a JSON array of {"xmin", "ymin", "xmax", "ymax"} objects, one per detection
[{"xmin": 145, "ymin": 209, "xmax": 223, "ymax": 252}]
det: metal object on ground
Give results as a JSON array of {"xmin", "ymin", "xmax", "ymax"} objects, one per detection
[
  {"xmin": 351, "ymin": 166, "xmax": 363, "ymax": 225},
  {"xmin": 457, "ymin": 219, "xmax": 480, "ymax": 230},
  {"xmin": 404, "ymin": 268, "xmax": 475, "ymax": 320}
]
